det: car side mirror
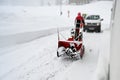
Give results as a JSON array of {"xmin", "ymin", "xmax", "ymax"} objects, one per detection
[{"xmin": 100, "ymin": 18, "xmax": 103, "ymax": 21}]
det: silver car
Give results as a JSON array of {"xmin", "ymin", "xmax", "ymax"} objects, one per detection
[{"xmin": 83, "ymin": 15, "xmax": 103, "ymax": 32}]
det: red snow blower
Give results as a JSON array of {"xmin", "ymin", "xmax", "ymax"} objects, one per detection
[{"xmin": 57, "ymin": 28, "xmax": 85, "ymax": 59}]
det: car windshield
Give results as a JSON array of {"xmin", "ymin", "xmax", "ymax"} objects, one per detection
[{"xmin": 86, "ymin": 15, "xmax": 100, "ymax": 20}]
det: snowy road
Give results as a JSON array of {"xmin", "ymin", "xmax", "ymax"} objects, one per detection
[
  {"xmin": 0, "ymin": 29, "xmax": 74, "ymax": 80},
  {"xmin": 0, "ymin": 26, "xmax": 110, "ymax": 80},
  {"xmin": 56, "ymin": 28, "xmax": 110, "ymax": 80}
]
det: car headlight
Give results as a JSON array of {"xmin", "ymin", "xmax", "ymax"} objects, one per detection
[
  {"xmin": 97, "ymin": 23, "xmax": 100, "ymax": 26},
  {"xmin": 85, "ymin": 23, "xmax": 87, "ymax": 25}
]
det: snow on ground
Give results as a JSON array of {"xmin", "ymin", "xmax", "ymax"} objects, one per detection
[
  {"xmin": 0, "ymin": 1, "xmax": 112, "ymax": 80},
  {"xmin": 0, "ymin": 32, "xmax": 66, "ymax": 80},
  {"xmin": 0, "ymin": 6, "xmax": 71, "ymax": 35},
  {"xmin": 53, "ymin": 25, "xmax": 111, "ymax": 80}
]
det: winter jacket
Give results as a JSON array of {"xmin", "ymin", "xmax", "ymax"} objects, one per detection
[{"xmin": 75, "ymin": 14, "xmax": 85, "ymax": 28}]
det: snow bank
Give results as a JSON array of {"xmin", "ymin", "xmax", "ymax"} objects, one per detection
[
  {"xmin": 0, "ymin": 6, "xmax": 71, "ymax": 35},
  {"xmin": 0, "ymin": 6, "xmax": 71, "ymax": 48},
  {"xmin": 0, "ymin": 27, "xmax": 69, "ymax": 48},
  {"xmin": 94, "ymin": 30, "xmax": 110, "ymax": 80}
]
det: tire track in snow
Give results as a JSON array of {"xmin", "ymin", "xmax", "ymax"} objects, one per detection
[
  {"xmin": 0, "ymin": 29, "xmax": 108, "ymax": 80},
  {"xmin": 0, "ymin": 31, "xmax": 75, "ymax": 80}
]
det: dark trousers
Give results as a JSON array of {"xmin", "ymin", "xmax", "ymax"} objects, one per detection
[{"xmin": 75, "ymin": 24, "xmax": 80, "ymax": 40}]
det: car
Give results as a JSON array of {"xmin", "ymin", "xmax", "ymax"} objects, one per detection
[{"xmin": 83, "ymin": 15, "xmax": 103, "ymax": 32}]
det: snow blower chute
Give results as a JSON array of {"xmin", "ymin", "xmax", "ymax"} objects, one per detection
[{"xmin": 57, "ymin": 28, "xmax": 85, "ymax": 59}]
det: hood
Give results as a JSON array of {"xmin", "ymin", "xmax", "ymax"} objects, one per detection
[{"xmin": 85, "ymin": 19, "xmax": 101, "ymax": 23}]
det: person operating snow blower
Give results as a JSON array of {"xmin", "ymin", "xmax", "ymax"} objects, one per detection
[
  {"xmin": 75, "ymin": 12, "xmax": 85, "ymax": 41},
  {"xmin": 56, "ymin": 13, "xmax": 85, "ymax": 59}
]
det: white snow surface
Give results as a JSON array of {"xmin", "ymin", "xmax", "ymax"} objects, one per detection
[{"xmin": 0, "ymin": 1, "xmax": 112, "ymax": 80}]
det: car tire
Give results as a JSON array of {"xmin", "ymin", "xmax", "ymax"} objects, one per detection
[
  {"xmin": 83, "ymin": 27, "xmax": 86, "ymax": 32},
  {"xmin": 96, "ymin": 26, "xmax": 101, "ymax": 32},
  {"xmin": 83, "ymin": 28, "xmax": 85, "ymax": 32},
  {"xmin": 98, "ymin": 26, "xmax": 101, "ymax": 32}
]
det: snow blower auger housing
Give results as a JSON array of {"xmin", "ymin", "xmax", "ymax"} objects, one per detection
[{"xmin": 57, "ymin": 28, "xmax": 85, "ymax": 59}]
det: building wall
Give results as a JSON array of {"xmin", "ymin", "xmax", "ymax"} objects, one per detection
[{"xmin": 110, "ymin": 0, "xmax": 120, "ymax": 80}]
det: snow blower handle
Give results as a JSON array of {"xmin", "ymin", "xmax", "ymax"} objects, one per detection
[{"xmin": 57, "ymin": 28, "xmax": 60, "ymax": 41}]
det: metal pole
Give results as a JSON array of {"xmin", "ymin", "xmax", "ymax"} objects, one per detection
[{"xmin": 60, "ymin": 0, "xmax": 62, "ymax": 15}]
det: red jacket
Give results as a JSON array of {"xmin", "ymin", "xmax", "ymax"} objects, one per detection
[
  {"xmin": 76, "ymin": 15, "xmax": 84, "ymax": 21},
  {"xmin": 75, "ymin": 13, "xmax": 85, "ymax": 26}
]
